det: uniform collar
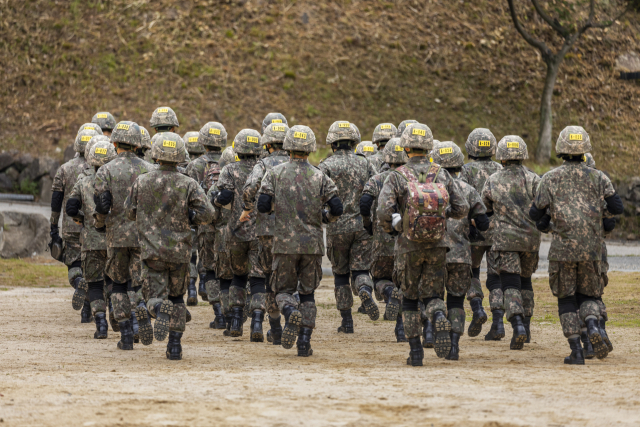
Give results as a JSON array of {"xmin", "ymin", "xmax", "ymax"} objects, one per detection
[
  {"xmin": 118, "ymin": 151, "xmax": 138, "ymax": 159},
  {"xmin": 158, "ymin": 164, "xmax": 178, "ymax": 172},
  {"xmin": 407, "ymin": 156, "xmax": 430, "ymax": 165},
  {"xmin": 290, "ymin": 158, "xmax": 308, "ymax": 164}
]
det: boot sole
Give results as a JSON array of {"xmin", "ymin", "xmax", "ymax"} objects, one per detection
[
  {"xmin": 154, "ymin": 300, "xmax": 173, "ymax": 342},
  {"xmin": 564, "ymin": 358, "xmax": 585, "ymax": 365},
  {"xmin": 250, "ymin": 330, "xmax": 264, "ymax": 342},
  {"xmin": 602, "ymin": 334, "xmax": 613, "ymax": 353},
  {"xmin": 135, "ymin": 306, "xmax": 154, "ymax": 346},
  {"xmin": 406, "ymin": 357, "xmax": 423, "ymax": 366},
  {"xmin": 434, "ymin": 317, "xmax": 452, "ymax": 358},
  {"xmin": 211, "ymin": 319, "xmax": 226, "ymax": 330},
  {"xmin": 467, "ymin": 312, "xmax": 488, "ymax": 337},
  {"xmin": 359, "ymin": 289, "xmax": 380, "ymax": 321},
  {"xmin": 589, "ymin": 331, "xmax": 609, "ymax": 359},
  {"xmin": 109, "ymin": 311, "xmax": 120, "ymax": 332},
  {"xmin": 384, "ymin": 288, "xmax": 401, "ymax": 322},
  {"xmin": 72, "ymin": 279, "xmax": 88, "ymax": 311},
  {"xmin": 166, "ymin": 351, "xmax": 182, "ymax": 360},
  {"xmin": 281, "ymin": 310, "xmax": 301, "ymax": 350},
  {"xmin": 337, "ymin": 327, "xmax": 354, "ymax": 334},
  {"xmin": 510, "ymin": 332, "xmax": 527, "ymax": 350},
  {"xmin": 94, "ymin": 332, "xmax": 108, "ymax": 339},
  {"xmin": 117, "ymin": 341, "xmax": 133, "ymax": 350},
  {"xmin": 186, "ymin": 297, "xmax": 198, "ymax": 306}
]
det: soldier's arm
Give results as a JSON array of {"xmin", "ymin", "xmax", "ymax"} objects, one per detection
[
  {"xmin": 93, "ymin": 166, "xmax": 112, "ymax": 215},
  {"xmin": 257, "ymin": 170, "xmax": 275, "ymax": 214},
  {"xmin": 188, "ymin": 182, "xmax": 215, "ymax": 226},
  {"xmin": 530, "ymin": 176, "xmax": 551, "ymax": 221},
  {"xmin": 480, "ymin": 178, "xmax": 494, "ymax": 215},
  {"xmin": 214, "ymin": 166, "xmax": 234, "ymax": 207},
  {"xmin": 378, "ymin": 172, "xmax": 403, "ymax": 233},
  {"xmin": 601, "ymin": 173, "xmax": 623, "ymax": 215},
  {"xmin": 318, "ymin": 162, "xmax": 331, "ymax": 179},
  {"xmin": 360, "ymin": 176, "xmax": 379, "ymax": 226},
  {"xmin": 124, "ymin": 179, "xmax": 139, "ymax": 222},
  {"xmin": 366, "ymin": 159, "xmax": 376, "ymax": 178},
  {"xmin": 66, "ymin": 179, "xmax": 84, "ymax": 225},
  {"xmin": 458, "ymin": 166, "xmax": 471, "ymax": 186},
  {"xmin": 207, "ymin": 183, "xmax": 223, "ymax": 223},
  {"xmin": 321, "ymin": 174, "xmax": 342, "ymax": 223},
  {"xmin": 186, "ymin": 160, "xmax": 199, "ymax": 182},
  {"xmin": 442, "ymin": 169, "xmax": 469, "ymax": 220},
  {"xmin": 50, "ymin": 167, "xmax": 65, "ymax": 227},
  {"xmin": 242, "ymin": 162, "xmax": 266, "ymax": 212}
]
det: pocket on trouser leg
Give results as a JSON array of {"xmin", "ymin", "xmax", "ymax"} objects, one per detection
[
  {"xmin": 299, "ymin": 301, "xmax": 317, "ymax": 329},
  {"xmin": 559, "ymin": 312, "xmax": 581, "ymax": 338},
  {"xmin": 403, "ymin": 311, "xmax": 422, "ymax": 339},
  {"xmin": 522, "ymin": 290, "xmax": 535, "ymax": 317},
  {"xmin": 489, "ymin": 288, "xmax": 504, "ymax": 311},
  {"xmin": 334, "ymin": 285, "xmax": 353, "ymax": 311},
  {"xmin": 503, "ymin": 288, "xmax": 524, "ymax": 320},
  {"xmin": 467, "ymin": 278, "xmax": 484, "ymax": 301},
  {"xmin": 448, "ymin": 308, "xmax": 466, "ymax": 335},
  {"xmin": 110, "ymin": 291, "xmax": 132, "ymax": 322},
  {"xmin": 206, "ymin": 279, "xmax": 220, "ymax": 304},
  {"xmin": 169, "ymin": 303, "xmax": 187, "ymax": 333}
]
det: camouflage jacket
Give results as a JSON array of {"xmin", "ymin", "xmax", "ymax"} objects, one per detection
[
  {"xmin": 362, "ymin": 169, "xmax": 396, "ymax": 258},
  {"xmin": 187, "ymin": 151, "xmax": 221, "ymax": 236},
  {"xmin": 482, "ymin": 164, "xmax": 541, "ymax": 252},
  {"xmin": 368, "ymin": 152, "xmax": 385, "ymax": 175},
  {"xmin": 68, "ymin": 168, "xmax": 106, "ymax": 252},
  {"xmin": 318, "ymin": 150, "xmax": 375, "ymax": 236},
  {"xmin": 535, "ymin": 162, "xmax": 615, "ymax": 262},
  {"xmin": 51, "ymin": 156, "xmax": 88, "ymax": 240},
  {"xmin": 445, "ymin": 180, "xmax": 486, "ymax": 264},
  {"xmin": 242, "ymin": 150, "xmax": 290, "ymax": 237},
  {"xmin": 207, "ymin": 182, "xmax": 231, "ymax": 253},
  {"xmin": 124, "ymin": 164, "xmax": 214, "ymax": 262},
  {"xmin": 259, "ymin": 158, "xmax": 338, "ymax": 255},
  {"xmin": 217, "ymin": 157, "xmax": 258, "ymax": 243},
  {"xmin": 94, "ymin": 151, "xmax": 151, "ymax": 248},
  {"xmin": 459, "ymin": 158, "xmax": 502, "ymax": 246},
  {"xmin": 378, "ymin": 156, "xmax": 469, "ymax": 255}
]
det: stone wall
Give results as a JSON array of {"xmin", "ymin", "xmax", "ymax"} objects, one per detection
[{"xmin": 0, "ymin": 150, "xmax": 60, "ymax": 203}]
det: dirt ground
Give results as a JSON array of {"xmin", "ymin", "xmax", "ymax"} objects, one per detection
[{"xmin": 1, "ymin": 274, "xmax": 640, "ymax": 427}]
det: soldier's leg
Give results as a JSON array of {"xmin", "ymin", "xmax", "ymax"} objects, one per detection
[
  {"xmin": 445, "ymin": 263, "xmax": 472, "ymax": 360},
  {"xmin": 327, "ymin": 233, "xmax": 355, "ymax": 333},
  {"xmin": 576, "ymin": 261, "xmax": 608, "ymax": 360},
  {"xmin": 259, "ymin": 236, "xmax": 281, "ymax": 344},
  {"xmin": 467, "ymin": 245, "xmax": 488, "ymax": 337},
  {"xmin": 105, "ymin": 247, "xmax": 135, "ymax": 349},
  {"xmin": 295, "ymin": 255, "xmax": 323, "ymax": 357},
  {"xmin": 144, "ymin": 259, "xmax": 173, "ymax": 344},
  {"xmin": 494, "ymin": 251, "xmax": 527, "ymax": 350},
  {"xmin": 549, "ymin": 261, "xmax": 584, "ymax": 364},
  {"xmin": 216, "ymin": 250, "xmax": 234, "ymax": 337},
  {"xmin": 166, "ymin": 262, "xmax": 189, "ymax": 361},
  {"xmin": 187, "ymin": 248, "xmax": 199, "ymax": 306},
  {"xmin": 227, "ymin": 241, "xmax": 251, "ymax": 337},
  {"xmin": 519, "ymin": 251, "xmax": 539, "ymax": 343},
  {"xmin": 83, "ymin": 250, "xmax": 109, "ymax": 339},
  {"xmin": 484, "ymin": 249, "xmax": 505, "ymax": 341},
  {"xmin": 372, "ymin": 255, "xmax": 402, "ymax": 340},
  {"xmin": 351, "ymin": 231, "xmax": 377, "ymax": 321},
  {"xmin": 66, "ymin": 239, "xmax": 92, "ymax": 322},
  {"xmin": 419, "ymin": 248, "xmax": 449, "ymax": 359},
  {"xmin": 248, "ymin": 239, "xmax": 267, "ymax": 343},
  {"xmin": 272, "ymin": 254, "xmax": 302, "ymax": 351}
]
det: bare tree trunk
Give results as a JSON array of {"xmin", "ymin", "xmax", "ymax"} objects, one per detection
[{"xmin": 535, "ymin": 55, "xmax": 562, "ymax": 163}]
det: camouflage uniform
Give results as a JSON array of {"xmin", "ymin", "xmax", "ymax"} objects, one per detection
[{"xmin": 369, "ymin": 123, "xmax": 398, "ymax": 173}]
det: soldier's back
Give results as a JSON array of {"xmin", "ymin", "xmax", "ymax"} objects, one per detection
[{"xmin": 460, "ymin": 159, "xmax": 502, "ymax": 193}]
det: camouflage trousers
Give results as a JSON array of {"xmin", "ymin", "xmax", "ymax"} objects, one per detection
[
  {"xmin": 272, "ymin": 254, "xmax": 322, "ymax": 329},
  {"xmin": 491, "ymin": 250, "xmax": 539, "ymax": 277},
  {"xmin": 64, "ymin": 237, "xmax": 83, "ymax": 286},
  {"xmin": 471, "ymin": 245, "xmax": 497, "ymax": 275},
  {"xmin": 83, "ymin": 250, "xmax": 107, "ymax": 315},
  {"xmin": 258, "ymin": 235, "xmax": 275, "ymax": 275},
  {"xmin": 372, "ymin": 255, "xmax": 395, "ymax": 301},
  {"xmin": 143, "ymin": 259, "xmax": 189, "ymax": 333},
  {"xmin": 215, "ymin": 250, "xmax": 234, "ymax": 280},
  {"xmin": 394, "ymin": 248, "xmax": 447, "ymax": 301},
  {"xmin": 190, "ymin": 243, "xmax": 198, "ymax": 280},
  {"xmin": 228, "ymin": 239, "xmax": 265, "ymax": 278},
  {"xmin": 198, "ymin": 231, "xmax": 216, "ymax": 270},
  {"xmin": 106, "ymin": 246, "xmax": 143, "ymax": 322},
  {"xmin": 446, "ymin": 263, "xmax": 472, "ymax": 297},
  {"xmin": 326, "ymin": 230, "xmax": 373, "ymax": 275}
]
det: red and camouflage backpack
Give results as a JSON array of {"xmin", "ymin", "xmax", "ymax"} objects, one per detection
[
  {"xmin": 395, "ymin": 163, "xmax": 450, "ymax": 242},
  {"xmin": 202, "ymin": 161, "xmax": 221, "ymax": 191}
]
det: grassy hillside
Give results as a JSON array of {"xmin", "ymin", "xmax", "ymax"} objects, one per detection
[{"xmin": 1, "ymin": 0, "xmax": 639, "ymax": 177}]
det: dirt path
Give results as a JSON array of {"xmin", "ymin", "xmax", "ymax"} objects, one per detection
[{"xmin": 1, "ymin": 279, "xmax": 639, "ymax": 427}]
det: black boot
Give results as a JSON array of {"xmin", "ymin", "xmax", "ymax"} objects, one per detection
[
  {"xmin": 281, "ymin": 305, "xmax": 302, "ymax": 350},
  {"xmin": 72, "ymin": 277, "xmax": 87, "ymax": 311},
  {"xmin": 108, "ymin": 299, "xmax": 119, "ymax": 332},
  {"xmin": 297, "ymin": 327, "xmax": 313, "ymax": 357},
  {"xmin": 166, "ymin": 331, "xmax": 183, "ymax": 360},
  {"xmin": 117, "ymin": 320, "xmax": 134, "ymax": 350},
  {"xmin": 230, "ymin": 306, "xmax": 244, "ymax": 337},
  {"xmin": 523, "ymin": 316, "xmax": 532, "ymax": 343},
  {"xmin": 130, "ymin": 309, "xmax": 140, "ymax": 343},
  {"xmin": 509, "ymin": 315, "xmax": 527, "ymax": 350},
  {"xmin": 135, "ymin": 301, "xmax": 153, "ymax": 346},
  {"xmin": 267, "ymin": 315, "xmax": 282, "ymax": 345},
  {"xmin": 422, "ymin": 319, "xmax": 434, "ymax": 348},
  {"xmin": 406, "ymin": 336, "xmax": 424, "ymax": 366},
  {"xmin": 337, "ymin": 310, "xmax": 354, "ymax": 333},
  {"xmin": 250, "ymin": 310, "xmax": 265, "ymax": 342},
  {"xmin": 198, "ymin": 274, "xmax": 208, "ymax": 301},
  {"xmin": 586, "ymin": 317, "xmax": 608, "ymax": 359},
  {"xmin": 580, "ymin": 330, "xmax": 595, "ymax": 359},
  {"xmin": 484, "ymin": 309, "xmax": 505, "ymax": 341},
  {"xmin": 467, "ymin": 298, "xmax": 487, "ymax": 337},
  {"xmin": 209, "ymin": 303, "xmax": 226, "ymax": 329},
  {"xmin": 187, "ymin": 278, "xmax": 198, "ymax": 306},
  {"xmin": 81, "ymin": 300, "xmax": 93, "ymax": 323},
  {"xmin": 394, "ymin": 314, "xmax": 408, "ymax": 343},
  {"xmin": 564, "ymin": 336, "xmax": 585, "ymax": 365},
  {"xmin": 600, "ymin": 319, "xmax": 613, "ymax": 352},
  {"xmin": 446, "ymin": 331, "xmax": 460, "ymax": 360},
  {"xmin": 243, "ymin": 296, "xmax": 251, "ymax": 324},
  {"xmin": 357, "ymin": 304, "xmax": 366, "ymax": 314},
  {"xmin": 358, "ymin": 286, "xmax": 380, "ymax": 321},
  {"xmin": 94, "ymin": 312, "xmax": 108, "ymax": 339},
  {"xmin": 382, "ymin": 286, "xmax": 401, "ymax": 323},
  {"xmin": 433, "ymin": 311, "xmax": 452, "ymax": 358}
]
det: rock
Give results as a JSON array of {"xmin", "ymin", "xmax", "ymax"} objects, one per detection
[
  {"xmin": 0, "ymin": 211, "xmax": 49, "ymax": 259},
  {"xmin": 63, "ymin": 145, "xmax": 75, "ymax": 163},
  {"xmin": 626, "ymin": 233, "xmax": 637, "ymax": 241},
  {"xmin": 0, "ymin": 173, "xmax": 15, "ymax": 191},
  {"xmin": 39, "ymin": 176, "xmax": 53, "ymax": 204},
  {"xmin": 13, "ymin": 153, "xmax": 34, "ymax": 172},
  {"xmin": 18, "ymin": 157, "xmax": 59, "ymax": 183},
  {"xmin": 0, "ymin": 151, "xmax": 14, "ymax": 172},
  {"xmin": 616, "ymin": 52, "xmax": 640, "ymax": 73},
  {"xmin": 5, "ymin": 166, "xmax": 19, "ymax": 182}
]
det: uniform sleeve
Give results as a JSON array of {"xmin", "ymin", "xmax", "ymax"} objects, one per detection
[
  {"xmin": 601, "ymin": 172, "xmax": 616, "ymax": 199},
  {"xmin": 377, "ymin": 172, "xmax": 403, "ymax": 233},
  {"xmin": 458, "ymin": 165, "xmax": 471, "ymax": 186},
  {"xmin": 186, "ymin": 161, "xmax": 199, "ymax": 182},
  {"xmin": 216, "ymin": 166, "xmax": 234, "ymax": 192},
  {"xmin": 259, "ymin": 169, "xmax": 275, "ymax": 197},
  {"xmin": 242, "ymin": 162, "xmax": 266, "ymax": 211},
  {"xmin": 533, "ymin": 175, "xmax": 552, "ymax": 210},
  {"xmin": 481, "ymin": 178, "xmax": 494, "ymax": 214},
  {"xmin": 467, "ymin": 186, "xmax": 486, "ymax": 219},
  {"xmin": 362, "ymin": 175, "xmax": 381, "ymax": 198},
  {"xmin": 441, "ymin": 169, "xmax": 469, "ymax": 220},
  {"xmin": 50, "ymin": 167, "xmax": 65, "ymax": 225},
  {"xmin": 189, "ymin": 182, "xmax": 215, "ymax": 225},
  {"xmin": 529, "ymin": 171, "xmax": 542, "ymax": 201},
  {"xmin": 321, "ymin": 174, "xmax": 338, "ymax": 204},
  {"xmin": 318, "ymin": 162, "xmax": 330, "ymax": 178},
  {"xmin": 68, "ymin": 178, "xmax": 82, "ymax": 201},
  {"xmin": 366, "ymin": 159, "xmax": 376, "ymax": 178},
  {"xmin": 93, "ymin": 165, "xmax": 109, "ymax": 196},
  {"xmin": 124, "ymin": 179, "xmax": 138, "ymax": 222}
]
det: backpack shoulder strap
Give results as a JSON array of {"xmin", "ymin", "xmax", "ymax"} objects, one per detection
[
  {"xmin": 423, "ymin": 163, "xmax": 441, "ymax": 184},
  {"xmin": 395, "ymin": 165, "xmax": 417, "ymax": 183}
]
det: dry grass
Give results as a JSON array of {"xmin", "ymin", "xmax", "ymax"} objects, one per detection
[{"xmin": 0, "ymin": 256, "xmax": 68, "ymax": 289}]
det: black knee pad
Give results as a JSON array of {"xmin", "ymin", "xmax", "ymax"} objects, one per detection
[
  {"xmin": 334, "ymin": 273, "xmax": 350, "ymax": 288},
  {"xmin": 104, "ymin": 275, "xmax": 113, "ymax": 286},
  {"xmin": 203, "ymin": 270, "xmax": 216, "ymax": 283},
  {"xmin": 299, "ymin": 292, "xmax": 315, "ymax": 304},
  {"xmin": 421, "ymin": 296, "xmax": 440, "ymax": 308},
  {"xmin": 231, "ymin": 274, "xmax": 248, "ymax": 289},
  {"xmin": 249, "ymin": 276, "xmax": 266, "ymax": 294},
  {"xmin": 575, "ymin": 292, "xmax": 595, "ymax": 306},
  {"xmin": 446, "ymin": 294, "xmax": 465, "ymax": 310},
  {"xmin": 472, "ymin": 267, "xmax": 480, "ymax": 280},
  {"xmin": 220, "ymin": 278, "xmax": 232, "ymax": 291},
  {"xmin": 190, "ymin": 252, "xmax": 198, "ymax": 264},
  {"xmin": 402, "ymin": 298, "xmax": 419, "ymax": 312},
  {"xmin": 112, "ymin": 281, "xmax": 128, "ymax": 294},
  {"xmin": 351, "ymin": 270, "xmax": 368, "ymax": 281},
  {"xmin": 500, "ymin": 272, "xmax": 521, "ymax": 291},
  {"xmin": 486, "ymin": 273, "xmax": 501, "ymax": 292},
  {"xmin": 520, "ymin": 276, "xmax": 533, "ymax": 291},
  {"xmin": 557, "ymin": 295, "xmax": 578, "ymax": 316},
  {"xmin": 87, "ymin": 281, "xmax": 104, "ymax": 302},
  {"xmin": 169, "ymin": 295, "xmax": 185, "ymax": 304},
  {"xmin": 69, "ymin": 260, "xmax": 82, "ymax": 270}
]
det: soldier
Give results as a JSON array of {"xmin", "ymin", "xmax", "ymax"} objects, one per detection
[
  {"xmin": 319, "ymin": 121, "xmax": 377, "ymax": 334},
  {"xmin": 91, "ymin": 112, "xmax": 116, "ymax": 136},
  {"xmin": 355, "ymin": 141, "xmax": 376, "ymax": 158},
  {"xmin": 50, "ymin": 125, "xmax": 101, "ymax": 323},
  {"xmin": 459, "ymin": 128, "xmax": 503, "ymax": 340},
  {"xmin": 369, "ymin": 123, "xmax": 398, "ymax": 173},
  {"xmin": 213, "ymin": 129, "xmax": 266, "ymax": 340},
  {"xmin": 125, "ymin": 132, "xmax": 214, "ymax": 360},
  {"xmin": 530, "ymin": 126, "xmax": 623, "ymax": 364},
  {"xmin": 262, "ymin": 112, "xmax": 288, "ymax": 131},
  {"xmin": 66, "ymin": 140, "xmax": 117, "ymax": 339},
  {"xmin": 240, "ymin": 122, "xmax": 291, "ymax": 345},
  {"xmin": 395, "ymin": 120, "xmax": 418, "ymax": 138},
  {"xmin": 481, "ymin": 136, "xmax": 541, "ymax": 350},
  {"xmin": 136, "ymin": 126, "xmax": 152, "ymax": 160},
  {"xmin": 360, "ymin": 138, "xmax": 408, "ymax": 342},
  {"xmin": 378, "ymin": 123, "xmax": 469, "ymax": 366},
  {"xmin": 257, "ymin": 125, "xmax": 342, "ymax": 356},
  {"xmin": 94, "ymin": 121, "xmax": 152, "ymax": 350}
]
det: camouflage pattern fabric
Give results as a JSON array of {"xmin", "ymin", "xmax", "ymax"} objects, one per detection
[
  {"xmin": 459, "ymin": 159, "xmax": 502, "ymax": 246},
  {"xmin": 272, "ymin": 254, "xmax": 322, "ymax": 328},
  {"xmin": 198, "ymin": 232, "xmax": 216, "ymax": 270},
  {"xmin": 371, "ymin": 255, "xmax": 394, "ymax": 286},
  {"xmin": 491, "ymin": 251, "xmax": 539, "ymax": 277},
  {"xmin": 368, "ymin": 151, "xmax": 385, "ymax": 174},
  {"xmin": 403, "ymin": 310, "xmax": 422, "ymax": 339},
  {"xmin": 318, "ymin": 150, "xmax": 375, "ymax": 236},
  {"xmin": 597, "ymin": 299, "xmax": 608, "ymax": 322},
  {"xmin": 69, "ymin": 168, "xmax": 107, "ymax": 252},
  {"xmin": 378, "ymin": 156, "xmax": 469, "ymax": 255},
  {"xmin": 363, "ymin": 169, "xmax": 397, "ymax": 258},
  {"xmin": 522, "ymin": 290, "xmax": 535, "ymax": 317},
  {"xmin": 446, "ymin": 263, "xmax": 472, "ymax": 297},
  {"xmin": 535, "ymin": 162, "xmax": 615, "ymax": 261},
  {"xmin": 217, "ymin": 157, "xmax": 258, "ymax": 242},
  {"xmin": 445, "ymin": 180, "xmax": 486, "ymax": 265},
  {"xmin": 229, "ymin": 284, "xmax": 247, "ymax": 309},
  {"xmin": 393, "ymin": 248, "xmax": 447, "ymax": 301},
  {"xmin": 334, "ymin": 284, "xmax": 353, "ymax": 311},
  {"xmin": 560, "ymin": 312, "xmax": 581, "ymax": 338},
  {"xmin": 110, "ymin": 291, "xmax": 131, "ymax": 324},
  {"xmin": 215, "ymin": 250, "xmax": 234, "ymax": 280},
  {"xmin": 470, "ymin": 246, "xmax": 497, "ymax": 275},
  {"xmin": 52, "ymin": 156, "xmax": 88, "ymax": 239},
  {"xmin": 186, "ymin": 150, "xmax": 222, "ymax": 186},
  {"xmin": 421, "ymin": 298, "xmax": 448, "ymax": 326},
  {"xmin": 242, "ymin": 150, "xmax": 290, "ymax": 237},
  {"xmin": 258, "ymin": 158, "xmax": 338, "ymax": 255},
  {"xmin": 258, "ymin": 235, "xmax": 275, "ymax": 275},
  {"xmin": 206, "ymin": 277, "xmax": 220, "ymax": 304},
  {"xmin": 94, "ymin": 151, "xmax": 151, "ymax": 248},
  {"xmin": 82, "ymin": 249, "xmax": 107, "ymax": 283},
  {"xmin": 250, "ymin": 291, "xmax": 266, "ymax": 313},
  {"xmin": 105, "ymin": 246, "xmax": 142, "ymax": 289},
  {"xmin": 448, "ymin": 307, "xmax": 466, "ymax": 335},
  {"xmin": 227, "ymin": 239, "xmax": 264, "ymax": 278},
  {"xmin": 299, "ymin": 301, "xmax": 317, "ymax": 329},
  {"xmin": 190, "ymin": 238, "xmax": 198, "ymax": 279},
  {"xmin": 143, "ymin": 259, "xmax": 189, "ymax": 332},
  {"xmin": 504, "ymin": 288, "xmax": 524, "ymax": 321},
  {"xmin": 266, "ymin": 291, "xmax": 280, "ymax": 318},
  {"xmin": 548, "ymin": 261, "xmax": 603, "ymax": 299},
  {"xmin": 124, "ymin": 164, "xmax": 214, "ymax": 262},
  {"xmin": 489, "ymin": 288, "xmax": 504, "ymax": 311},
  {"xmin": 326, "ymin": 231, "xmax": 373, "ymax": 275},
  {"xmin": 467, "ymin": 277, "xmax": 484, "ymax": 301},
  {"xmin": 64, "ymin": 239, "xmax": 82, "ymax": 268},
  {"xmin": 482, "ymin": 164, "xmax": 541, "ymax": 252}
]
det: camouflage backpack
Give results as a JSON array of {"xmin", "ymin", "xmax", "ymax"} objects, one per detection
[
  {"xmin": 202, "ymin": 161, "xmax": 222, "ymax": 191},
  {"xmin": 395, "ymin": 163, "xmax": 450, "ymax": 242}
]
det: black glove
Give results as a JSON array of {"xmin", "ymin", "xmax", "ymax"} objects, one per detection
[
  {"xmin": 536, "ymin": 214, "xmax": 552, "ymax": 233},
  {"xmin": 189, "ymin": 209, "xmax": 196, "ymax": 225},
  {"xmin": 50, "ymin": 224, "xmax": 62, "ymax": 245},
  {"xmin": 603, "ymin": 217, "xmax": 616, "ymax": 232},
  {"xmin": 468, "ymin": 225, "xmax": 485, "ymax": 243}
]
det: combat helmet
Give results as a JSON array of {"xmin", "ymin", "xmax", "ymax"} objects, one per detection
[
  {"xmin": 151, "ymin": 132, "xmax": 186, "ymax": 164},
  {"xmin": 284, "ymin": 125, "xmax": 316, "ymax": 153},
  {"xmin": 584, "ymin": 153, "xmax": 596, "ymax": 168},
  {"xmin": 85, "ymin": 135, "xmax": 110, "ymax": 158},
  {"xmin": 74, "ymin": 128, "xmax": 101, "ymax": 153},
  {"xmin": 373, "ymin": 123, "xmax": 398, "ymax": 146},
  {"xmin": 496, "ymin": 136, "xmax": 528, "ymax": 161},
  {"xmin": 262, "ymin": 112, "xmax": 288, "ymax": 133},
  {"xmin": 139, "ymin": 126, "xmax": 152, "ymax": 151},
  {"xmin": 150, "ymin": 106, "xmax": 179, "ymax": 129},
  {"xmin": 111, "ymin": 121, "xmax": 142, "ymax": 148},
  {"xmin": 383, "ymin": 138, "xmax": 408, "ymax": 165},
  {"xmin": 77, "ymin": 123, "xmax": 101, "ymax": 134},
  {"xmin": 326, "ymin": 121, "xmax": 359, "ymax": 145},
  {"xmin": 233, "ymin": 129, "xmax": 264, "ymax": 155},
  {"xmin": 199, "ymin": 122, "xmax": 227, "ymax": 149},
  {"xmin": 219, "ymin": 146, "xmax": 238, "ymax": 168},
  {"xmin": 556, "ymin": 126, "xmax": 591, "ymax": 155},
  {"xmin": 87, "ymin": 140, "xmax": 117, "ymax": 168},
  {"xmin": 400, "ymin": 123, "xmax": 434, "ymax": 151},
  {"xmin": 262, "ymin": 123, "xmax": 289, "ymax": 146},
  {"xmin": 396, "ymin": 120, "xmax": 418, "ymax": 137},
  {"xmin": 91, "ymin": 112, "xmax": 116, "ymax": 132},
  {"xmin": 183, "ymin": 131, "xmax": 205, "ymax": 156},
  {"xmin": 465, "ymin": 128, "xmax": 497, "ymax": 158},
  {"xmin": 355, "ymin": 141, "xmax": 376, "ymax": 157},
  {"xmin": 431, "ymin": 141, "xmax": 464, "ymax": 168}
]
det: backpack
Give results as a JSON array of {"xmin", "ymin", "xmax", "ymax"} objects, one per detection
[
  {"xmin": 395, "ymin": 163, "xmax": 450, "ymax": 242},
  {"xmin": 202, "ymin": 161, "xmax": 221, "ymax": 191}
]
